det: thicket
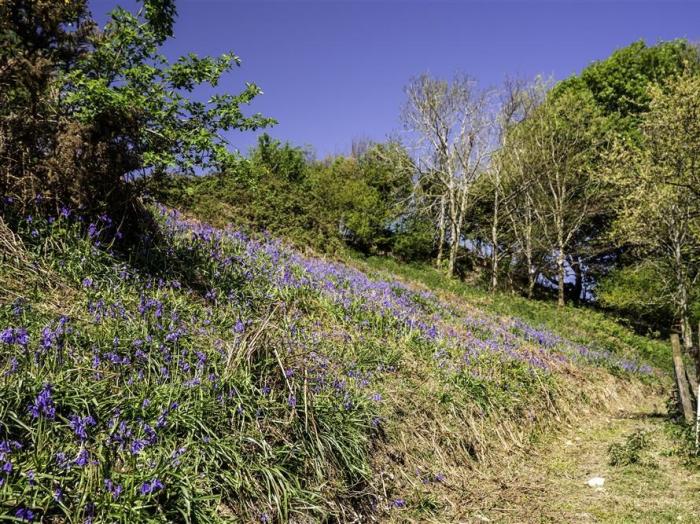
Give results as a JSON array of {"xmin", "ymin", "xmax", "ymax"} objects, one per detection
[
  {"xmin": 0, "ymin": 2, "xmax": 690, "ymax": 520},
  {"xmin": 156, "ymin": 135, "xmax": 434, "ymax": 261}
]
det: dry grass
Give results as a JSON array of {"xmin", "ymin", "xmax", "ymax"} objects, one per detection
[
  {"xmin": 429, "ymin": 380, "xmax": 699, "ymax": 523},
  {"xmin": 0, "ymin": 216, "xmax": 79, "ymax": 316},
  {"xmin": 369, "ymin": 365, "xmax": 666, "ymax": 522}
]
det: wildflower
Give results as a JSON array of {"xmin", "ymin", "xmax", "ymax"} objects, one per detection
[
  {"xmin": 55, "ymin": 452, "xmax": 69, "ymax": 469},
  {"xmin": 29, "ymin": 384, "xmax": 56, "ymax": 419},
  {"xmin": 0, "ymin": 327, "xmax": 28, "ymax": 346},
  {"xmin": 105, "ymin": 478, "xmax": 123, "ymax": 500},
  {"xmin": 287, "ymin": 394, "xmax": 297, "ymax": 408},
  {"xmin": 171, "ymin": 447, "xmax": 186, "ymax": 466},
  {"xmin": 139, "ymin": 478, "xmax": 164, "ymax": 495},
  {"xmin": 68, "ymin": 414, "xmax": 96, "ymax": 441},
  {"xmin": 74, "ymin": 448, "xmax": 90, "ymax": 468},
  {"xmin": 371, "ymin": 392, "xmax": 382, "ymax": 402},
  {"xmin": 392, "ymin": 498, "xmax": 406, "ymax": 508},
  {"xmin": 130, "ymin": 439, "xmax": 147, "ymax": 455},
  {"xmin": 15, "ymin": 508, "xmax": 34, "ymax": 522},
  {"xmin": 82, "ymin": 277, "xmax": 93, "ymax": 288}
]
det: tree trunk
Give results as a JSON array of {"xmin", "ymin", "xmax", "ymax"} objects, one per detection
[
  {"xmin": 527, "ymin": 265, "xmax": 536, "ymax": 300},
  {"xmin": 673, "ymin": 237, "xmax": 693, "ymax": 352},
  {"xmin": 490, "ymin": 188, "xmax": 499, "ymax": 294},
  {"xmin": 571, "ymin": 255, "xmax": 583, "ymax": 304},
  {"xmin": 672, "ymin": 334, "xmax": 695, "ymax": 424},
  {"xmin": 556, "ymin": 251, "xmax": 565, "ymax": 308},
  {"xmin": 436, "ymin": 193, "xmax": 446, "ymax": 269},
  {"xmin": 447, "ymin": 223, "xmax": 458, "ymax": 277},
  {"xmin": 556, "ymin": 218, "xmax": 565, "ymax": 308}
]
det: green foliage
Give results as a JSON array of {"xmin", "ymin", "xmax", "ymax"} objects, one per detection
[
  {"xmin": 392, "ymin": 216, "xmax": 435, "ymax": 262},
  {"xmin": 157, "ymin": 135, "xmax": 418, "ymax": 256},
  {"xmin": 608, "ymin": 429, "xmax": 656, "ymax": 467},
  {"xmin": 1, "ymin": 0, "xmax": 272, "ymax": 227},
  {"xmin": 597, "ymin": 261, "xmax": 694, "ymax": 334},
  {"xmin": 602, "ymin": 72, "xmax": 700, "ymax": 347},
  {"xmin": 65, "ymin": 0, "xmax": 274, "ymax": 179},
  {"xmin": 553, "ymin": 39, "xmax": 699, "ymax": 139}
]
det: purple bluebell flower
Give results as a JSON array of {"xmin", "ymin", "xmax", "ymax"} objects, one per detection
[
  {"xmin": 105, "ymin": 478, "xmax": 123, "ymax": 500},
  {"xmin": 130, "ymin": 439, "xmax": 147, "ymax": 455},
  {"xmin": 69, "ymin": 414, "xmax": 96, "ymax": 441},
  {"xmin": 74, "ymin": 448, "xmax": 90, "ymax": 468},
  {"xmin": 139, "ymin": 478, "xmax": 164, "ymax": 495},
  {"xmin": 29, "ymin": 384, "xmax": 56, "ymax": 419},
  {"xmin": 0, "ymin": 327, "xmax": 29, "ymax": 346},
  {"xmin": 15, "ymin": 508, "xmax": 34, "ymax": 522}
]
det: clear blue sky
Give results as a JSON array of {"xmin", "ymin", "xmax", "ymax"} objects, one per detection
[{"xmin": 90, "ymin": 0, "xmax": 700, "ymax": 158}]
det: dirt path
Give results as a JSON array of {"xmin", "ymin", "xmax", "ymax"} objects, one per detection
[{"xmin": 466, "ymin": 392, "xmax": 700, "ymax": 523}]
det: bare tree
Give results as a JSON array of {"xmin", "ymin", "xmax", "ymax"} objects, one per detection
[
  {"xmin": 488, "ymin": 77, "xmax": 548, "ymax": 293},
  {"xmin": 402, "ymin": 74, "xmax": 492, "ymax": 277}
]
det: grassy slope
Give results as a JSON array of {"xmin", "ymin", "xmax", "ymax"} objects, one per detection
[
  {"xmin": 0, "ymin": 205, "xmax": 671, "ymax": 523},
  {"xmin": 354, "ymin": 254, "xmax": 670, "ymax": 374}
]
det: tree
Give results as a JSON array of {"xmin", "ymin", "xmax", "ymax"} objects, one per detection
[
  {"xmin": 314, "ymin": 141, "xmax": 414, "ymax": 253},
  {"xmin": 487, "ymin": 77, "xmax": 548, "ymax": 293},
  {"xmin": 0, "ymin": 0, "xmax": 95, "ymax": 209},
  {"xmin": 553, "ymin": 39, "xmax": 699, "ymax": 141},
  {"xmin": 402, "ymin": 74, "xmax": 492, "ymax": 277},
  {"xmin": 1, "ymin": 0, "xmax": 273, "ymax": 230},
  {"xmin": 518, "ymin": 89, "xmax": 606, "ymax": 307},
  {"xmin": 606, "ymin": 73, "xmax": 700, "ymax": 352}
]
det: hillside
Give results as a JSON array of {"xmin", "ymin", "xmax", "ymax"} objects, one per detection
[{"xmin": 0, "ymin": 203, "xmax": 680, "ymax": 523}]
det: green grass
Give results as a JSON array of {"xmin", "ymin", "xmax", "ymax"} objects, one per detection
[{"xmin": 353, "ymin": 254, "xmax": 671, "ymax": 373}]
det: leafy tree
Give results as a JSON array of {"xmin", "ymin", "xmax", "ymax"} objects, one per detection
[
  {"xmin": 604, "ymin": 72, "xmax": 700, "ymax": 351},
  {"xmin": 1, "ymin": 0, "xmax": 273, "ymax": 231},
  {"xmin": 510, "ymin": 89, "xmax": 606, "ymax": 307},
  {"xmin": 553, "ymin": 39, "xmax": 699, "ymax": 140},
  {"xmin": 318, "ymin": 142, "xmax": 414, "ymax": 252}
]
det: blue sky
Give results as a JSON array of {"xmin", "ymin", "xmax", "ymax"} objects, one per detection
[{"xmin": 90, "ymin": 0, "xmax": 700, "ymax": 158}]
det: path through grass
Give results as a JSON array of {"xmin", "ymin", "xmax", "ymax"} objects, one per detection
[{"xmin": 467, "ymin": 389, "xmax": 700, "ymax": 523}]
